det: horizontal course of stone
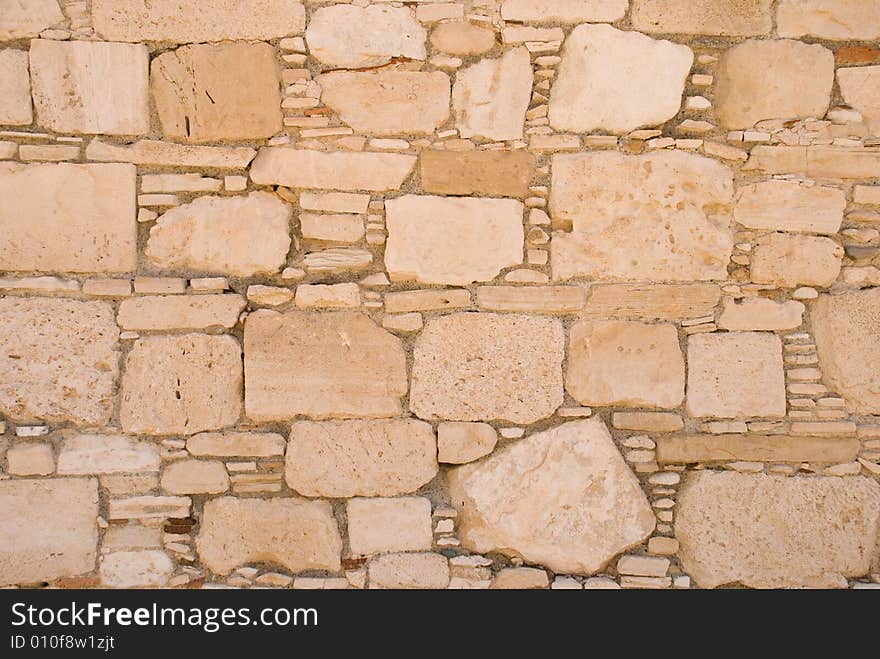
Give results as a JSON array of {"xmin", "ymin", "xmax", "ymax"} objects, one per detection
[{"xmin": 1, "ymin": 0, "xmax": 879, "ymax": 591}]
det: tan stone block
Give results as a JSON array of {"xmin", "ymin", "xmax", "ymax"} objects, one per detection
[
  {"xmin": 299, "ymin": 192, "xmax": 371, "ymax": 214},
  {"xmin": 145, "ymin": 192, "xmax": 291, "ymax": 277},
  {"xmin": 647, "ymin": 537, "xmax": 679, "ymax": 556},
  {"xmin": 299, "ymin": 214, "xmax": 364, "ymax": 243},
  {"xmin": 6, "ymin": 443, "xmax": 54, "ymax": 476},
  {"xmin": 86, "ymin": 139, "xmax": 256, "ymax": 169},
  {"xmin": 0, "ymin": 478, "xmax": 98, "ymax": 586},
  {"xmin": 117, "ymin": 295, "xmax": 245, "ymax": 331},
  {"xmin": 285, "ymin": 419, "xmax": 437, "ymax": 498},
  {"xmin": 677, "ymin": 472, "xmax": 880, "ymax": 588},
  {"xmin": 430, "ymin": 21, "xmax": 496, "ymax": 56},
  {"xmin": 490, "ymin": 567, "xmax": 550, "ymax": 589},
  {"xmin": 0, "ymin": 162, "xmax": 136, "ymax": 273},
  {"xmin": 57, "ymin": 434, "xmax": 160, "ymax": 474},
  {"xmin": 100, "ymin": 550, "xmax": 174, "ymax": 588},
  {"xmin": 196, "ymin": 497, "xmax": 342, "ymax": 575},
  {"xmin": 347, "ymin": 497, "xmax": 433, "ymax": 556},
  {"xmin": 838, "ymin": 66, "xmax": 880, "ymax": 136},
  {"xmin": 0, "ymin": 0, "xmax": 64, "ymax": 40},
  {"xmin": 583, "ymin": 283, "xmax": 721, "ymax": 320},
  {"xmin": 383, "ymin": 289, "xmax": 471, "ymax": 314},
  {"xmin": 294, "ymin": 283, "xmax": 360, "ymax": 309},
  {"xmin": 475, "ymin": 285, "xmax": 584, "ymax": 314},
  {"xmin": 30, "ymin": 40, "xmax": 149, "ymax": 136},
  {"xmin": 686, "ymin": 332, "xmax": 786, "ymax": 419},
  {"xmin": 617, "ymin": 554, "xmax": 669, "ymax": 577},
  {"xmin": 0, "ymin": 298, "xmax": 119, "ymax": 426},
  {"xmin": 812, "ymin": 289, "xmax": 880, "ymax": 415},
  {"xmin": 420, "ymin": 150, "xmax": 534, "ymax": 198},
  {"xmin": 714, "ymin": 39, "xmax": 833, "ymax": 130},
  {"xmin": 161, "ymin": 460, "xmax": 229, "ymax": 494},
  {"xmin": 656, "ymin": 434, "xmax": 860, "ymax": 464},
  {"xmin": 550, "ymin": 25, "xmax": 692, "ymax": 134},
  {"xmin": 245, "ymin": 311, "xmax": 407, "ymax": 421},
  {"xmin": 120, "ymin": 334, "xmax": 243, "ymax": 436},
  {"xmin": 567, "ymin": 320, "xmax": 685, "ymax": 409},
  {"xmin": 807, "ymin": 146, "xmax": 880, "ymax": 179},
  {"xmin": 0, "ymin": 50, "xmax": 32, "ymax": 125},
  {"xmin": 187, "ymin": 432, "xmax": 285, "ymax": 458},
  {"xmin": 108, "ymin": 495, "xmax": 190, "ymax": 520},
  {"xmin": 140, "ymin": 174, "xmax": 221, "ymax": 194},
  {"xmin": 717, "ymin": 297, "xmax": 804, "ymax": 331},
  {"xmin": 449, "ymin": 419, "xmax": 655, "ymax": 574},
  {"xmin": 777, "ymin": 0, "xmax": 880, "ymax": 40},
  {"xmin": 750, "ymin": 233, "xmax": 843, "ymax": 288},
  {"xmin": 368, "ymin": 552, "xmax": 450, "ymax": 589},
  {"xmin": 438, "ymin": 422, "xmax": 498, "ymax": 464},
  {"xmin": 501, "ymin": 0, "xmax": 627, "ymax": 23},
  {"xmin": 411, "ymin": 313, "xmax": 564, "ymax": 424},
  {"xmin": 734, "ymin": 180, "xmax": 844, "ymax": 234},
  {"xmin": 151, "ymin": 42, "xmax": 281, "ymax": 143},
  {"xmin": 632, "ymin": 0, "xmax": 773, "ymax": 36}
]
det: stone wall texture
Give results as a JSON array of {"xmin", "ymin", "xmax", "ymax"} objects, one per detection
[{"xmin": 1, "ymin": 0, "xmax": 879, "ymax": 591}]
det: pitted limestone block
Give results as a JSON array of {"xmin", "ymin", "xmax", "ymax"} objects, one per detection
[{"xmin": 631, "ymin": 0, "xmax": 773, "ymax": 36}]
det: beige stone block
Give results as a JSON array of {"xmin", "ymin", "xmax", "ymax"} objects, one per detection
[
  {"xmin": 550, "ymin": 25, "xmax": 692, "ymax": 134},
  {"xmin": 151, "ymin": 42, "xmax": 281, "ymax": 143},
  {"xmin": 631, "ymin": 0, "xmax": 772, "ymax": 36},
  {"xmin": 86, "ymin": 139, "xmax": 256, "ymax": 169},
  {"xmin": 0, "ymin": 162, "xmax": 136, "ymax": 273},
  {"xmin": 420, "ymin": 150, "xmax": 534, "ymax": 198},
  {"xmin": 306, "ymin": 4, "xmax": 426, "ymax": 68},
  {"xmin": 475, "ymin": 286, "xmax": 585, "ymax": 313},
  {"xmin": 612, "ymin": 412, "xmax": 684, "ymax": 433},
  {"xmin": 812, "ymin": 289, "xmax": 880, "ymax": 415},
  {"xmin": 161, "ymin": 460, "xmax": 229, "ymax": 494},
  {"xmin": 550, "ymin": 151, "xmax": 734, "ymax": 282},
  {"xmin": 411, "ymin": 313, "xmax": 564, "ymax": 424},
  {"xmin": 299, "ymin": 192, "xmax": 370, "ymax": 214},
  {"xmin": 0, "ymin": 50, "xmax": 32, "ymax": 125},
  {"xmin": 777, "ymin": 0, "xmax": 880, "ymax": 40},
  {"xmin": 299, "ymin": 214, "xmax": 364, "ymax": 243},
  {"xmin": 501, "ymin": 0, "xmax": 627, "ymax": 23},
  {"xmin": 6, "ymin": 443, "xmax": 54, "ymax": 476},
  {"xmin": 145, "ymin": 193, "xmax": 291, "ymax": 277},
  {"xmin": 294, "ymin": 283, "xmax": 360, "ymax": 309},
  {"xmin": 430, "ymin": 21, "xmax": 496, "ymax": 56},
  {"xmin": 120, "ymin": 335, "xmax": 243, "ymax": 436},
  {"xmin": 285, "ymin": 419, "xmax": 437, "ymax": 498},
  {"xmin": 245, "ymin": 311, "xmax": 407, "ymax": 421},
  {"xmin": 385, "ymin": 195, "xmax": 524, "ymax": 286},
  {"xmin": 714, "ymin": 39, "xmax": 834, "ymax": 130},
  {"xmin": 383, "ymin": 289, "xmax": 471, "ymax": 314},
  {"xmin": 807, "ymin": 146, "xmax": 880, "ymax": 179},
  {"xmin": 0, "ymin": 0, "xmax": 64, "ymax": 40},
  {"xmin": 448, "ymin": 419, "xmax": 655, "ymax": 575},
  {"xmin": 583, "ymin": 283, "xmax": 721, "ymax": 320},
  {"xmin": 453, "ymin": 47, "xmax": 533, "ymax": 141},
  {"xmin": 0, "ymin": 478, "xmax": 98, "ymax": 586},
  {"xmin": 656, "ymin": 434, "xmax": 860, "ymax": 464},
  {"xmin": 140, "ymin": 174, "xmax": 221, "ymax": 194},
  {"xmin": 677, "ymin": 472, "xmax": 880, "ymax": 588},
  {"xmin": 196, "ymin": 497, "xmax": 342, "ymax": 575},
  {"xmin": 0, "ymin": 298, "xmax": 119, "ymax": 425},
  {"xmin": 57, "ymin": 434, "xmax": 160, "ymax": 474},
  {"xmin": 186, "ymin": 432, "xmax": 285, "ymax": 458},
  {"xmin": 750, "ymin": 233, "xmax": 843, "ymax": 288},
  {"xmin": 92, "ymin": 0, "xmax": 306, "ymax": 43},
  {"xmin": 108, "ymin": 495, "xmax": 190, "ymax": 520},
  {"xmin": 30, "ymin": 40, "xmax": 149, "ymax": 136},
  {"xmin": 617, "ymin": 554, "xmax": 669, "ymax": 577},
  {"xmin": 117, "ymin": 295, "xmax": 245, "ymax": 331},
  {"xmin": 318, "ymin": 70, "xmax": 449, "ymax": 136},
  {"xmin": 838, "ymin": 66, "xmax": 880, "ymax": 136},
  {"xmin": 734, "ymin": 180, "xmax": 844, "ymax": 234},
  {"xmin": 490, "ymin": 567, "xmax": 550, "ymax": 589},
  {"xmin": 368, "ymin": 552, "xmax": 450, "ymax": 589},
  {"xmin": 686, "ymin": 332, "xmax": 786, "ymax": 419},
  {"xmin": 100, "ymin": 550, "xmax": 173, "ymax": 588},
  {"xmin": 438, "ymin": 422, "xmax": 498, "ymax": 464},
  {"xmin": 347, "ymin": 497, "xmax": 433, "ymax": 556},
  {"xmin": 717, "ymin": 297, "xmax": 804, "ymax": 331}
]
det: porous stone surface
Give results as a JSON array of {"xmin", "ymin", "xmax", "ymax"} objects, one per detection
[
  {"xmin": 777, "ymin": 0, "xmax": 880, "ymax": 40},
  {"xmin": 431, "ymin": 21, "xmax": 495, "ymax": 56},
  {"xmin": 734, "ymin": 180, "xmax": 844, "ymax": 234},
  {"xmin": 749, "ymin": 233, "xmax": 844, "ymax": 288},
  {"xmin": 437, "ymin": 422, "xmax": 498, "ymax": 464},
  {"xmin": 631, "ymin": 0, "xmax": 773, "ymax": 36},
  {"xmin": 0, "ymin": 50, "xmax": 32, "ymax": 125},
  {"xmin": 420, "ymin": 150, "xmax": 534, "ymax": 197},
  {"xmin": 0, "ymin": 0, "xmax": 64, "ymax": 40},
  {"xmin": 347, "ymin": 497, "xmax": 433, "ymax": 556},
  {"xmin": 57, "ymin": 435, "xmax": 160, "ymax": 475},
  {"xmin": 502, "ymin": 0, "xmax": 628, "ymax": 23},
  {"xmin": 100, "ymin": 550, "xmax": 174, "ymax": 588},
  {"xmin": 368, "ymin": 552, "xmax": 450, "ymax": 589},
  {"xmin": 837, "ymin": 66, "xmax": 880, "ymax": 136}
]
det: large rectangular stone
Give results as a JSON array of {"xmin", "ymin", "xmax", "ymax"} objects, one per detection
[
  {"xmin": 420, "ymin": 150, "xmax": 534, "ymax": 197},
  {"xmin": 86, "ymin": 139, "xmax": 256, "ymax": 169},
  {"xmin": 583, "ymin": 283, "xmax": 721, "ymax": 320},
  {"xmin": 745, "ymin": 145, "xmax": 880, "ymax": 179},
  {"xmin": 117, "ymin": 295, "xmax": 245, "ymax": 331},
  {"xmin": 656, "ymin": 434, "xmax": 859, "ymax": 464},
  {"xmin": 734, "ymin": 180, "xmax": 844, "ymax": 234},
  {"xmin": 631, "ymin": 0, "xmax": 773, "ymax": 36},
  {"xmin": 0, "ymin": 162, "xmax": 136, "ymax": 273},
  {"xmin": 476, "ymin": 286, "xmax": 585, "ymax": 313},
  {"xmin": 384, "ymin": 288, "xmax": 471, "ymax": 314}
]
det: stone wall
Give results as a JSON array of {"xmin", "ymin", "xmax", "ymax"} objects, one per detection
[{"xmin": 1, "ymin": 0, "xmax": 879, "ymax": 590}]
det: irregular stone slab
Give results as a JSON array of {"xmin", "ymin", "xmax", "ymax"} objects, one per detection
[
  {"xmin": 0, "ymin": 50, "xmax": 32, "ymax": 125},
  {"xmin": 145, "ymin": 192, "xmax": 291, "ymax": 277},
  {"xmin": 161, "ymin": 459, "xmax": 229, "ymax": 494},
  {"xmin": 453, "ymin": 47, "xmax": 532, "ymax": 141},
  {"xmin": 0, "ymin": 478, "xmax": 98, "ymax": 586},
  {"xmin": 306, "ymin": 4, "xmax": 426, "ymax": 68},
  {"xmin": 186, "ymin": 432, "xmax": 285, "ymax": 458},
  {"xmin": 686, "ymin": 332, "xmax": 786, "ymax": 419},
  {"xmin": 734, "ymin": 180, "xmax": 844, "ymax": 234},
  {"xmin": 120, "ymin": 334, "xmax": 243, "ymax": 436},
  {"xmin": 717, "ymin": 297, "xmax": 804, "ymax": 331},
  {"xmin": 117, "ymin": 295, "xmax": 245, "ymax": 331},
  {"xmin": 57, "ymin": 434, "xmax": 160, "ymax": 474},
  {"xmin": 750, "ymin": 233, "xmax": 843, "ymax": 288},
  {"xmin": 420, "ymin": 149, "xmax": 534, "ymax": 197},
  {"xmin": 583, "ymin": 283, "xmax": 721, "ymax": 320},
  {"xmin": 438, "ymin": 422, "xmax": 498, "ymax": 464},
  {"xmin": 151, "ymin": 42, "xmax": 281, "ymax": 143},
  {"xmin": 245, "ymin": 311, "xmax": 407, "ymax": 421},
  {"xmin": 430, "ymin": 21, "xmax": 496, "ymax": 56},
  {"xmin": 491, "ymin": 567, "xmax": 550, "ymax": 589},
  {"xmin": 838, "ymin": 66, "xmax": 880, "ymax": 137},
  {"xmin": 100, "ymin": 550, "xmax": 173, "ymax": 588},
  {"xmin": 0, "ymin": 0, "xmax": 64, "ymax": 40},
  {"xmin": 777, "ymin": 0, "xmax": 880, "ymax": 40},
  {"xmin": 501, "ymin": 0, "xmax": 627, "ymax": 23},
  {"xmin": 92, "ymin": 0, "xmax": 306, "ymax": 43},
  {"xmin": 285, "ymin": 419, "xmax": 437, "ymax": 498},
  {"xmin": 550, "ymin": 24, "xmax": 693, "ymax": 134},
  {"xmin": 6, "ymin": 444, "xmax": 54, "ymax": 476},
  {"xmin": 197, "ymin": 497, "xmax": 341, "ymax": 575},
  {"xmin": 318, "ymin": 70, "xmax": 450, "ymax": 136},
  {"xmin": 347, "ymin": 497, "xmax": 433, "ymax": 556},
  {"xmin": 29, "ymin": 40, "xmax": 149, "ymax": 136},
  {"xmin": 566, "ymin": 320, "xmax": 685, "ymax": 409},
  {"xmin": 86, "ymin": 139, "xmax": 255, "ymax": 169},
  {"xmin": 812, "ymin": 289, "xmax": 880, "ymax": 414},
  {"xmin": 368, "ymin": 552, "xmax": 450, "ymax": 589},
  {"xmin": 714, "ymin": 39, "xmax": 834, "ymax": 130},
  {"xmin": 550, "ymin": 151, "xmax": 734, "ymax": 282},
  {"xmin": 0, "ymin": 298, "xmax": 119, "ymax": 425},
  {"xmin": 250, "ymin": 148, "xmax": 416, "ymax": 192},
  {"xmin": 108, "ymin": 495, "xmax": 190, "ymax": 520},
  {"xmin": 411, "ymin": 313, "xmax": 564, "ymax": 423},
  {"xmin": 448, "ymin": 419, "xmax": 654, "ymax": 574},
  {"xmin": 0, "ymin": 162, "xmax": 136, "ymax": 273},
  {"xmin": 677, "ymin": 472, "xmax": 880, "ymax": 588},
  {"xmin": 385, "ymin": 195, "xmax": 524, "ymax": 286},
  {"xmin": 476, "ymin": 285, "xmax": 585, "ymax": 313},
  {"xmin": 657, "ymin": 434, "xmax": 860, "ymax": 464},
  {"xmin": 631, "ymin": 0, "xmax": 773, "ymax": 36}
]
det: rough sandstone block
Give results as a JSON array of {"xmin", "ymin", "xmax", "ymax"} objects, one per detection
[
  {"xmin": 583, "ymin": 283, "xmax": 721, "ymax": 320},
  {"xmin": 117, "ymin": 295, "xmax": 246, "ymax": 331},
  {"xmin": 420, "ymin": 150, "xmax": 534, "ymax": 198},
  {"xmin": 777, "ymin": 0, "xmax": 880, "ymax": 40},
  {"xmin": 656, "ymin": 434, "xmax": 860, "ymax": 465},
  {"xmin": 490, "ymin": 567, "xmax": 550, "ymax": 589},
  {"xmin": 0, "ymin": 0, "xmax": 64, "ymax": 40},
  {"xmin": 161, "ymin": 460, "xmax": 229, "ymax": 495},
  {"xmin": 501, "ymin": 0, "xmax": 627, "ymax": 23},
  {"xmin": 368, "ymin": 552, "xmax": 450, "ymax": 589},
  {"xmin": 57, "ymin": 434, "xmax": 160, "ymax": 475},
  {"xmin": 837, "ymin": 66, "xmax": 880, "ymax": 137},
  {"xmin": 100, "ymin": 550, "xmax": 173, "ymax": 588},
  {"xmin": 186, "ymin": 432, "xmax": 285, "ymax": 458},
  {"xmin": 750, "ymin": 233, "xmax": 843, "ymax": 288},
  {"xmin": 0, "ymin": 49, "xmax": 32, "ymax": 125},
  {"xmin": 734, "ymin": 180, "xmax": 844, "ymax": 235},
  {"xmin": 430, "ymin": 22, "xmax": 495, "ymax": 56},
  {"xmin": 631, "ymin": 0, "xmax": 773, "ymax": 36},
  {"xmin": 437, "ymin": 422, "xmax": 498, "ymax": 464},
  {"xmin": 717, "ymin": 297, "xmax": 804, "ymax": 331},
  {"xmin": 347, "ymin": 497, "xmax": 433, "ymax": 556}
]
